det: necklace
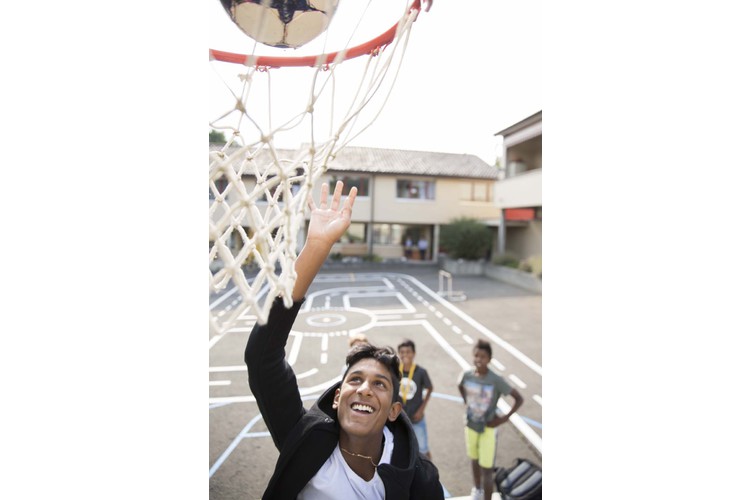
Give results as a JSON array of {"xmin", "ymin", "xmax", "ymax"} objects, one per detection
[{"xmin": 339, "ymin": 446, "xmax": 378, "ymax": 468}]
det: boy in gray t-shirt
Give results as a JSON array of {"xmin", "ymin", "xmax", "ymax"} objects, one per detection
[
  {"xmin": 459, "ymin": 368, "xmax": 512, "ymax": 432},
  {"xmin": 458, "ymin": 339, "xmax": 523, "ymax": 500}
]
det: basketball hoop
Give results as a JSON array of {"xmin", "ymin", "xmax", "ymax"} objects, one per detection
[{"xmin": 209, "ymin": 0, "xmax": 432, "ymax": 333}]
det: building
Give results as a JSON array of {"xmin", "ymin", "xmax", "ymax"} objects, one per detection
[
  {"xmin": 209, "ymin": 144, "xmax": 500, "ymax": 263},
  {"xmin": 324, "ymin": 146, "xmax": 499, "ymax": 262},
  {"xmin": 494, "ymin": 111, "xmax": 542, "ymax": 274}
]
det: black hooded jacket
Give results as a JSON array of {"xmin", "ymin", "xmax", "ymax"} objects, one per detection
[{"xmin": 245, "ymin": 297, "xmax": 444, "ymax": 499}]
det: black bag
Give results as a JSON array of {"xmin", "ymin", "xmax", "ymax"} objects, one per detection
[{"xmin": 494, "ymin": 458, "xmax": 542, "ymax": 500}]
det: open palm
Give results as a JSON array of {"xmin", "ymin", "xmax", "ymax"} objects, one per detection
[{"xmin": 306, "ymin": 181, "xmax": 358, "ymax": 246}]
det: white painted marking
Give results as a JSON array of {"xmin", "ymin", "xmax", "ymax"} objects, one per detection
[
  {"xmin": 377, "ymin": 320, "xmax": 471, "ymax": 371},
  {"xmin": 245, "ymin": 431, "xmax": 271, "ymax": 438},
  {"xmin": 343, "ymin": 291, "xmax": 417, "ymax": 315},
  {"xmin": 377, "ymin": 314, "xmax": 403, "ymax": 320},
  {"xmin": 209, "ymin": 413, "xmax": 264, "ymax": 477},
  {"xmin": 321, "ymin": 335, "xmax": 328, "ymax": 351},
  {"xmin": 209, "ymin": 365, "xmax": 245, "ymax": 372},
  {"xmin": 403, "ymin": 274, "xmax": 542, "ymax": 376},
  {"xmin": 491, "ymin": 359, "xmax": 506, "ymax": 371},
  {"xmin": 295, "ymin": 368, "xmax": 319, "ymax": 380},
  {"xmin": 509, "ymin": 374, "xmax": 527, "ymax": 389},
  {"xmin": 226, "ymin": 327, "xmax": 254, "ymax": 333},
  {"xmin": 208, "ymin": 335, "xmax": 224, "ymax": 350},
  {"xmin": 430, "ymin": 392, "xmax": 464, "ymax": 403},
  {"xmin": 443, "ymin": 317, "xmax": 452, "ymax": 326},
  {"xmin": 287, "ymin": 332, "xmax": 303, "ymax": 366},
  {"xmin": 462, "ymin": 334, "xmax": 474, "ymax": 344},
  {"xmin": 209, "ymin": 377, "xmax": 342, "ymax": 405},
  {"xmin": 435, "ymin": 311, "xmax": 443, "ymax": 319},
  {"xmin": 452, "ymin": 325, "xmax": 463, "ymax": 334},
  {"xmin": 209, "ymin": 380, "xmax": 231, "ymax": 386},
  {"xmin": 320, "ymin": 352, "xmax": 328, "ymax": 364},
  {"xmin": 533, "ymin": 395, "xmax": 543, "ymax": 406}
]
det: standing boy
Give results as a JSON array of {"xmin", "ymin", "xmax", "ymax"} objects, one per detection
[
  {"xmin": 397, "ymin": 340, "xmax": 433, "ymax": 460},
  {"xmin": 458, "ymin": 339, "xmax": 523, "ymax": 500}
]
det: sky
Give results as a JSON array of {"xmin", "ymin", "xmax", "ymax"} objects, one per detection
[{"xmin": 208, "ymin": 0, "xmax": 542, "ymax": 165}]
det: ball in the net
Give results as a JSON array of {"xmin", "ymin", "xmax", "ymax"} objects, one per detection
[{"xmin": 220, "ymin": 0, "xmax": 339, "ymax": 49}]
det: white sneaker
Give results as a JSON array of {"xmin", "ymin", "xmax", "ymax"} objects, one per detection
[{"xmin": 470, "ymin": 487, "xmax": 484, "ymax": 500}]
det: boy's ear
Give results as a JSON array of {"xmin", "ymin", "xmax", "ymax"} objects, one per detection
[
  {"xmin": 333, "ymin": 388, "xmax": 341, "ymax": 409},
  {"xmin": 388, "ymin": 401, "xmax": 403, "ymax": 422}
]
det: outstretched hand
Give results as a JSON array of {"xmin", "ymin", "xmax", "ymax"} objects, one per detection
[
  {"xmin": 305, "ymin": 181, "xmax": 358, "ymax": 247},
  {"xmin": 292, "ymin": 181, "xmax": 357, "ymax": 301}
]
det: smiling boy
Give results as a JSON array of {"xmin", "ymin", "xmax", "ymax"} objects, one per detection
[{"xmin": 245, "ymin": 181, "xmax": 443, "ymax": 499}]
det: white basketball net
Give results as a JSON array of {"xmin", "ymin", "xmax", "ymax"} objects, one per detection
[{"xmin": 209, "ymin": 2, "xmax": 421, "ymax": 333}]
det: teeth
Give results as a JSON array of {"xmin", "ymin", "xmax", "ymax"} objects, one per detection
[{"xmin": 352, "ymin": 403, "xmax": 374, "ymax": 413}]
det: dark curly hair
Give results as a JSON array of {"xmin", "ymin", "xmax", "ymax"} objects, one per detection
[
  {"xmin": 342, "ymin": 343, "xmax": 402, "ymax": 402},
  {"xmin": 474, "ymin": 339, "xmax": 492, "ymax": 357}
]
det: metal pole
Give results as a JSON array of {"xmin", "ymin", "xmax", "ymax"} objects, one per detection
[{"xmin": 498, "ymin": 210, "xmax": 506, "ymax": 256}]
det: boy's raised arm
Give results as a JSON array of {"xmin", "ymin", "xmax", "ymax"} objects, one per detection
[
  {"xmin": 245, "ymin": 181, "xmax": 357, "ymax": 450},
  {"xmin": 293, "ymin": 181, "xmax": 358, "ymax": 300}
]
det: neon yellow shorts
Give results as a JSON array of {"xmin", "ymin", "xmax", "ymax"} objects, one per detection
[{"xmin": 465, "ymin": 426, "xmax": 498, "ymax": 469}]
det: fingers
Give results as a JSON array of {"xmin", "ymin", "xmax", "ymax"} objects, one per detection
[
  {"xmin": 307, "ymin": 192, "xmax": 316, "ymax": 211},
  {"xmin": 330, "ymin": 180, "xmax": 343, "ymax": 211},
  {"xmin": 318, "ymin": 182, "xmax": 330, "ymax": 209},
  {"xmin": 343, "ymin": 186, "xmax": 357, "ymax": 211},
  {"xmin": 310, "ymin": 181, "xmax": 355, "ymax": 214}
]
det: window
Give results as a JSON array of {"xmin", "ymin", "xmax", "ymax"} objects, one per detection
[
  {"xmin": 372, "ymin": 223, "xmax": 408, "ymax": 245},
  {"xmin": 460, "ymin": 181, "xmax": 492, "ymax": 202},
  {"xmin": 396, "ymin": 179, "xmax": 435, "ymax": 200},
  {"xmin": 329, "ymin": 175, "xmax": 370, "ymax": 196},
  {"xmin": 209, "ymin": 176, "xmax": 229, "ymax": 200},
  {"xmin": 340, "ymin": 222, "xmax": 367, "ymax": 243}
]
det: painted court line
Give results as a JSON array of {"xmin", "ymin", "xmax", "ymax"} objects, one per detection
[
  {"xmin": 209, "ymin": 365, "xmax": 245, "ymax": 372},
  {"xmin": 401, "ymin": 274, "xmax": 542, "ymax": 377},
  {"xmin": 508, "ymin": 374, "xmax": 527, "ymax": 389}
]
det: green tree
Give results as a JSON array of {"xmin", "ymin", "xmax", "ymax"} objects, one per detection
[
  {"xmin": 439, "ymin": 217, "xmax": 492, "ymax": 260},
  {"xmin": 209, "ymin": 129, "xmax": 226, "ymax": 144}
]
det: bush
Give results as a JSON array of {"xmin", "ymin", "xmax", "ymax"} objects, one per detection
[
  {"xmin": 439, "ymin": 217, "xmax": 492, "ymax": 260},
  {"xmin": 492, "ymin": 253, "xmax": 520, "ymax": 268},
  {"xmin": 521, "ymin": 255, "xmax": 542, "ymax": 278}
]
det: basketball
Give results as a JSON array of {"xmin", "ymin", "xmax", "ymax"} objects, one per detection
[{"xmin": 219, "ymin": 0, "xmax": 340, "ymax": 49}]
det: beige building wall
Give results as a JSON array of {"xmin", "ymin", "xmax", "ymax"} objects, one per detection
[
  {"xmin": 496, "ymin": 169, "xmax": 541, "ymax": 209},
  {"xmin": 340, "ymin": 175, "xmax": 498, "ymax": 225},
  {"xmin": 506, "ymin": 220, "xmax": 542, "ymax": 259}
]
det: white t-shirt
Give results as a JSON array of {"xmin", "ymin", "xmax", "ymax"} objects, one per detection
[{"xmin": 297, "ymin": 426, "xmax": 395, "ymax": 500}]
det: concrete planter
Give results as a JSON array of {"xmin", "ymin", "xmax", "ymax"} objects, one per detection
[
  {"xmin": 485, "ymin": 265, "xmax": 542, "ymax": 294},
  {"xmin": 440, "ymin": 258, "xmax": 486, "ymax": 276}
]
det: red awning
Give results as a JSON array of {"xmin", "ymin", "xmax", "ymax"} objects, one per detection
[{"xmin": 504, "ymin": 208, "xmax": 536, "ymax": 221}]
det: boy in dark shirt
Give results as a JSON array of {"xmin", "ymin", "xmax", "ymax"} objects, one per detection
[{"xmin": 397, "ymin": 340, "xmax": 434, "ymax": 460}]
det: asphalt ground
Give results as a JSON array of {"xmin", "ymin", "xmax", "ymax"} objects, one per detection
[{"xmin": 209, "ymin": 263, "xmax": 542, "ymax": 499}]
